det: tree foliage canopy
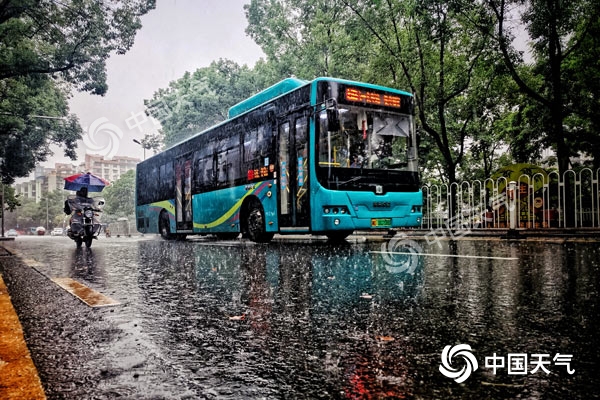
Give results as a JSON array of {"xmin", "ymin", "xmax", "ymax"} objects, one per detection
[
  {"xmin": 145, "ymin": 59, "xmax": 279, "ymax": 147},
  {"xmin": 0, "ymin": 0, "xmax": 155, "ymax": 184},
  {"xmin": 102, "ymin": 169, "xmax": 135, "ymax": 217},
  {"xmin": 0, "ymin": 0, "xmax": 156, "ymax": 95},
  {"xmin": 1, "ymin": 74, "xmax": 82, "ymax": 183},
  {"xmin": 484, "ymin": 0, "xmax": 600, "ymax": 171}
]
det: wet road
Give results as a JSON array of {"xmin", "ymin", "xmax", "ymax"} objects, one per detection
[{"xmin": 1, "ymin": 235, "xmax": 599, "ymax": 399}]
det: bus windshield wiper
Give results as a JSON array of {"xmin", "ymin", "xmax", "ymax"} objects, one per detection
[{"xmin": 338, "ymin": 176, "xmax": 363, "ymax": 186}]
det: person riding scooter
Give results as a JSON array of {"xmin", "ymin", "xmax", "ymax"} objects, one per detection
[
  {"xmin": 64, "ymin": 187, "xmax": 90, "ymax": 215},
  {"xmin": 64, "ymin": 187, "xmax": 105, "ymax": 248}
]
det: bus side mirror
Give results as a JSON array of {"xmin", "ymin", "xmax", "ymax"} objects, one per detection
[{"xmin": 327, "ymin": 109, "xmax": 340, "ymax": 132}]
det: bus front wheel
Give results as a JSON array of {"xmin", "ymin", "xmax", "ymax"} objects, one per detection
[
  {"xmin": 326, "ymin": 230, "xmax": 353, "ymax": 242},
  {"xmin": 245, "ymin": 200, "xmax": 273, "ymax": 243}
]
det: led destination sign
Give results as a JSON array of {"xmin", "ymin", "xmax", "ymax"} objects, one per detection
[{"xmin": 345, "ymin": 87, "xmax": 402, "ymax": 108}]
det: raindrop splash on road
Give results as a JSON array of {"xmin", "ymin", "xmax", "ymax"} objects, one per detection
[{"xmin": 1, "ymin": 236, "xmax": 599, "ymax": 398}]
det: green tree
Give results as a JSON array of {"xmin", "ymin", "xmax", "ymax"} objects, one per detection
[
  {"xmin": 345, "ymin": 0, "xmax": 505, "ymax": 185},
  {"xmin": 139, "ymin": 133, "xmax": 163, "ymax": 153},
  {"xmin": 134, "ymin": 132, "xmax": 163, "ymax": 159},
  {"xmin": 0, "ymin": 0, "xmax": 156, "ymax": 183},
  {"xmin": 103, "ymin": 170, "xmax": 135, "ymax": 217},
  {"xmin": 1, "ymin": 182, "xmax": 20, "ymax": 231},
  {"xmin": 1, "ymin": 75, "xmax": 82, "ymax": 183},
  {"xmin": 0, "ymin": 0, "xmax": 156, "ymax": 95},
  {"xmin": 145, "ymin": 59, "xmax": 279, "ymax": 147},
  {"xmin": 0, "ymin": 182, "xmax": 20, "ymax": 211},
  {"xmin": 245, "ymin": 0, "xmax": 363, "ymax": 79},
  {"xmin": 483, "ymin": 0, "xmax": 600, "ymax": 173},
  {"xmin": 562, "ymin": 15, "xmax": 600, "ymax": 170},
  {"xmin": 10, "ymin": 190, "xmax": 68, "ymax": 230},
  {"xmin": 39, "ymin": 190, "xmax": 69, "ymax": 229}
]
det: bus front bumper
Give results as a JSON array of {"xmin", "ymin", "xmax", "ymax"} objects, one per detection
[{"xmin": 321, "ymin": 214, "xmax": 422, "ymax": 231}]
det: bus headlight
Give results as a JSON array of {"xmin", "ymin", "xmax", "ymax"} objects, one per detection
[{"xmin": 324, "ymin": 206, "xmax": 349, "ymax": 215}]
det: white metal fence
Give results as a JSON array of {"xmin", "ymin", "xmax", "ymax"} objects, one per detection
[{"xmin": 421, "ymin": 168, "xmax": 600, "ymax": 230}]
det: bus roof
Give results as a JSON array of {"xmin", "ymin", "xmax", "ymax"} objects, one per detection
[
  {"xmin": 227, "ymin": 77, "xmax": 309, "ymax": 119},
  {"xmin": 227, "ymin": 77, "xmax": 413, "ymax": 120},
  {"xmin": 312, "ymin": 76, "xmax": 413, "ymax": 97}
]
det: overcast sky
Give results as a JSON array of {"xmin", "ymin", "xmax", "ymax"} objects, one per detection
[{"xmin": 46, "ymin": 0, "xmax": 264, "ymax": 168}]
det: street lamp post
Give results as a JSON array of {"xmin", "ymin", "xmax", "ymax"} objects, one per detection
[{"xmin": 133, "ymin": 139, "xmax": 146, "ymax": 160}]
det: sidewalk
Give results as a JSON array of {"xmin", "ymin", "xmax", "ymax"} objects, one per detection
[{"xmin": 0, "ymin": 245, "xmax": 46, "ymax": 400}]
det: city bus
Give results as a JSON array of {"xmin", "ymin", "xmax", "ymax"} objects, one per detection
[{"xmin": 135, "ymin": 77, "xmax": 422, "ymax": 242}]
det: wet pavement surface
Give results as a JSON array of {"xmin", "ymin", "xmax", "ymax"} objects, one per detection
[{"xmin": 1, "ymin": 235, "xmax": 599, "ymax": 399}]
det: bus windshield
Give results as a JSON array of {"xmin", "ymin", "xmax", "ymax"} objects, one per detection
[{"xmin": 318, "ymin": 106, "xmax": 416, "ymax": 171}]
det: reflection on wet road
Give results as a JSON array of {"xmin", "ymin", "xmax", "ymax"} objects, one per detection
[{"xmin": 3, "ymin": 236, "xmax": 599, "ymax": 399}]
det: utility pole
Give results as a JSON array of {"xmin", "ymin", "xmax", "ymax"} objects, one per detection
[
  {"xmin": 1, "ymin": 184, "xmax": 4, "ymax": 237},
  {"xmin": 46, "ymin": 195, "xmax": 49, "ymax": 230}
]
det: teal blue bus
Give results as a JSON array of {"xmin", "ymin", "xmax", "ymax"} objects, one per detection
[{"xmin": 135, "ymin": 77, "xmax": 422, "ymax": 242}]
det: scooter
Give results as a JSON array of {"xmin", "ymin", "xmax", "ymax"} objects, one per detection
[{"xmin": 66, "ymin": 195, "xmax": 105, "ymax": 248}]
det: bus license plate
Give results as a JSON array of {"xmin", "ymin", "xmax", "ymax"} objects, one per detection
[{"xmin": 371, "ymin": 218, "xmax": 392, "ymax": 228}]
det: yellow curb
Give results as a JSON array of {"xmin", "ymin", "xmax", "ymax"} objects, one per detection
[{"xmin": 0, "ymin": 274, "xmax": 46, "ymax": 399}]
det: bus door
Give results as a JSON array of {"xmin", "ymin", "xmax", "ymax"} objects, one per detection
[
  {"xmin": 175, "ymin": 154, "xmax": 193, "ymax": 231},
  {"xmin": 278, "ymin": 116, "xmax": 310, "ymax": 229}
]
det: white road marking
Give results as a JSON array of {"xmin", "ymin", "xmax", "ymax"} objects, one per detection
[
  {"xmin": 51, "ymin": 278, "xmax": 120, "ymax": 307},
  {"xmin": 369, "ymin": 251, "xmax": 519, "ymax": 261}
]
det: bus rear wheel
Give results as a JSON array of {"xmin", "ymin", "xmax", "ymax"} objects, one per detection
[
  {"xmin": 215, "ymin": 232, "xmax": 239, "ymax": 240},
  {"xmin": 245, "ymin": 200, "xmax": 273, "ymax": 243},
  {"xmin": 159, "ymin": 210, "xmax": 173, "ymax": 240}
]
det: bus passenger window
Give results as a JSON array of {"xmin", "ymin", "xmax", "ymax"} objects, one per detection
[
  {"xmin": 257, "ymin": 125, "xmax": 269, "ymax": 158},
  {"xmin": 159, "ymin": 164, "xmax": 166, "ymax": 190},
  {"xmin": 164, "ymin": 162, "xmax": 173, "ymax": 195},
  {"xmin": 204, "ymin": 158, "xmax": 214, "ymax": 187},
  {"xmin": 194, "ymin": 157, "xmax": 203, "ymax": 189},
  {"xmin": 217, "ymin": 153, "xmax": 228, "ymax": 185},
  {"xmin": 244, "ymin": 129, "xmax": 258, "ymax": 164}
]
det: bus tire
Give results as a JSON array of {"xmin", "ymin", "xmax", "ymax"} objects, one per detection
[
  {"xmin": 326, "ymin": 230, "xmax": 353, "ymax": 242},
  {"xmin": 245, "ymin": 199, "xmax": 274, "ymax": 243},
  {"xmin": 159, "ymin": 210, "xmax": 174, "ymax": 240}
]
